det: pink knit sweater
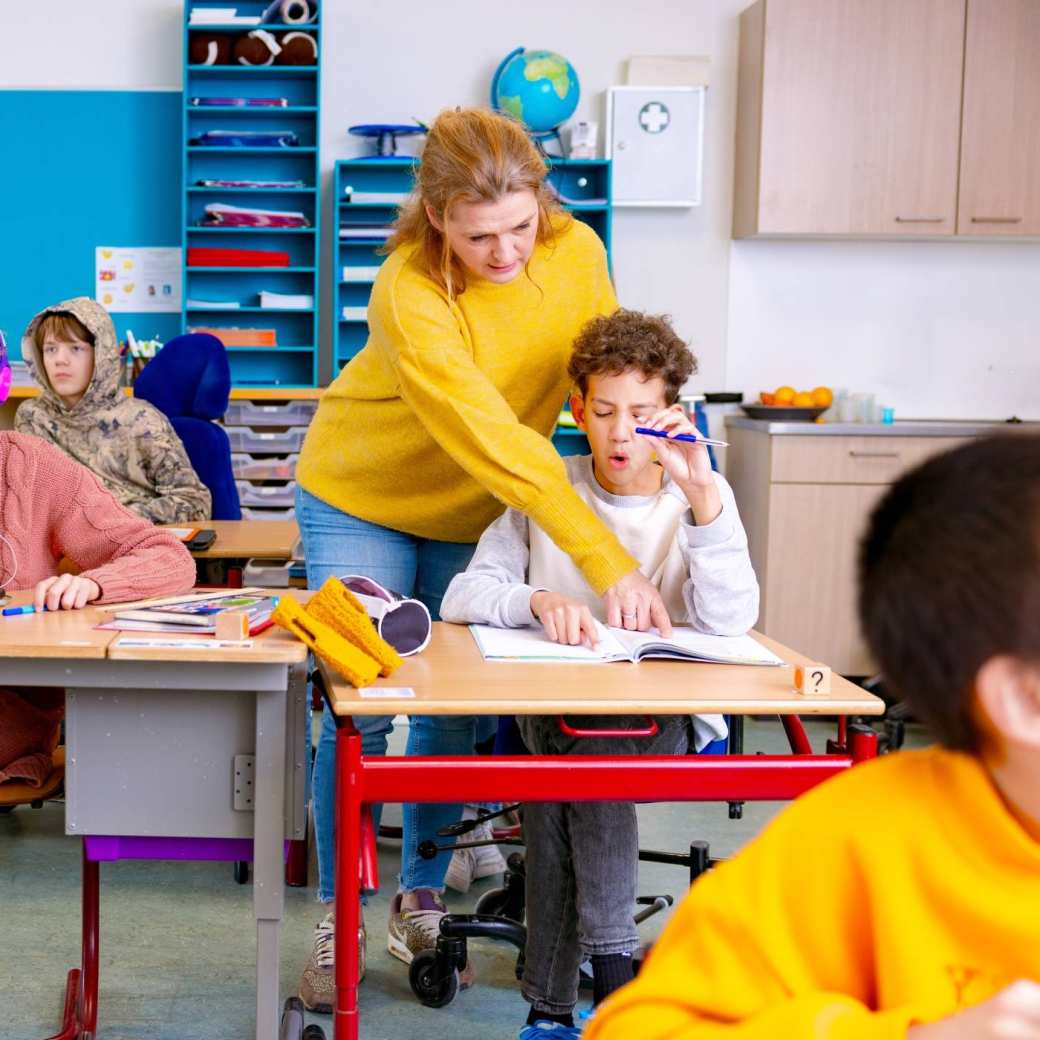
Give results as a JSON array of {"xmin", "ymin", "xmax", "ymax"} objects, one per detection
[{"xmin": 0, "ymin": 431, "xmax": 196, "ymax": 603}]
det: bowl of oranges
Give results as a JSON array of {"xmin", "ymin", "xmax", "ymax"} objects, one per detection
[{"xmin": 741, "ymin": 385, "xmax": 833, "ymax": 421}]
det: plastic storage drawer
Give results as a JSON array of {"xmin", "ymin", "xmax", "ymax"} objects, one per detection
[
  {"xmin": 236, "ymin": 480, "xmax": 297, "ymax": 509},
  {"xmin": 224, "ymin": 400, "xmax": 317, "ymax": 427},
  {"xmin": 243, "ymin": 558, "xmax": 293, "ymax": 587},
  {"xmin": 224, "ymin": 426, "xmax": 308, "ymax": 454},
  {"xmin": 240, "ymin": 505, "xmax": 296, "ymax": 521},
  {"xmin": 231, "ymin": 453, "xmax": 299, "ymax": 481}
]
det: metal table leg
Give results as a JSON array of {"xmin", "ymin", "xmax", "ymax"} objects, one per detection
[{"xmin": 254, "ymin": 687, "xmax": 287, "ymax": 1040}]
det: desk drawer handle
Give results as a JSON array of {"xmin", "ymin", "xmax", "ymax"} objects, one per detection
[
  {"xmin": 848, "ymin": 450, "xmax": 900, "ymax": 459},
  {"xmin": 971, "ymin": 216, "xmax": 1023, "ymax": 224},
  {"xmin": 894, "ymin": 216, "xmax": 945, "ymax": 223},
  {"xmin": 557, "ymin": 715, "xmax": 659, "ymax": 739}
]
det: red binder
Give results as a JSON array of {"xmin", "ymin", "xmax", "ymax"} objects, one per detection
[{"xmin": 187, "ymin": 247, "xmax": 291, "ymax": 267}]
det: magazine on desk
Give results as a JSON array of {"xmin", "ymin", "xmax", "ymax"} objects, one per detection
[{"xmin": 468, "ymin": 622, "xmax": 784, "ymax": 666}]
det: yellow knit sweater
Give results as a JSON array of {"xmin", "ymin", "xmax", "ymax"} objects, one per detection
[
  {"xmin": 297, "ymin": 218, "xmax": 636, "ymax": 594},
  {"xmin": 586, "ymin": 747, "xmax": 1040, "ymax": 1039}
]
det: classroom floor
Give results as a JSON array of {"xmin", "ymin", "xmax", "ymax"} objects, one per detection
[{"xmin": 0, "ymin": 716, "xmax": 924, "ymax": 1040}]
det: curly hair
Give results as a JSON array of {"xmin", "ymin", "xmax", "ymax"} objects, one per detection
[{"xmin": 568, "ymin": 309, "xmax": 695, "ymax": 404}]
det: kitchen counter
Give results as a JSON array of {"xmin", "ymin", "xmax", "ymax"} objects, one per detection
[{"xmin": 725, "ymin": 417, "xmax": 1034, "ymax": 437}]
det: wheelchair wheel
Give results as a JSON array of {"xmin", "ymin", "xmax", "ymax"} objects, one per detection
[
  {"xmin": 474, "ymin": 887, "xmax": 513, "ymax": 919},
  {"xmin": 409, "ymin": 949, "xmax": 459, "ymax": 1008}
]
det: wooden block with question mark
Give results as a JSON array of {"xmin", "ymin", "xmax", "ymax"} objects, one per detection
[{"xmin": 794, "ymin": 663, "xmax": 832, "ymax": 697}]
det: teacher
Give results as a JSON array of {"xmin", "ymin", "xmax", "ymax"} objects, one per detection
[{"xmin": 293, "ymin": 106, "xmax": 672, "ymax": 1009}]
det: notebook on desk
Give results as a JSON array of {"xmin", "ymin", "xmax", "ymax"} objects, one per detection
[{"xmin": 468, "ymin": 622, "xmax": 784, "ymax": 666}]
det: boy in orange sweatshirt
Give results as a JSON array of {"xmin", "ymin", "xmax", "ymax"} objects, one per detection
[{"xmin": 586, "ymin": 433, "xmax": 1040, "ymax": 1040}]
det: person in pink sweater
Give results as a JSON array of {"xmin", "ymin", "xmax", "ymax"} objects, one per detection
[{"xmin": 0, "ymin": 430, "xmax": 196, "ymax": 785}]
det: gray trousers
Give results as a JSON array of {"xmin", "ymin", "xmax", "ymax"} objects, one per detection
[{"xmin": 516, "ymin": 713, "xmax": 692, "ymax": 1014}]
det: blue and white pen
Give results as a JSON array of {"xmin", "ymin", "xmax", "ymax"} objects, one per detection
[
  {"xmin": 1, "ymin": 604, "xmax": 43, "ymax": 617},
  {"xmin": 635, "ymin": 426, "xmax": 729, "ymax": 448}
]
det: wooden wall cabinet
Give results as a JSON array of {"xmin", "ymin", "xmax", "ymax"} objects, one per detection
[
  {"xmin": 734, "ymin": 0, "xmax": 966, "ymax": 237},
  {"xmin": 958, "ymin": 0, "xmax": 1040, "ymax": 236},
  {"xmin": 726, "ymin": 426, "xmax": 966, "ymax": 674}
]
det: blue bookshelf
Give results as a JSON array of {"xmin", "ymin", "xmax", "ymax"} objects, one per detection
[
  {"xmin": 181, "ymin": 1, "xmax": 321, "ymax": 388},
  {"xmin": 332, "ymin": 157, "xmax": 613, "ymax": 375}
]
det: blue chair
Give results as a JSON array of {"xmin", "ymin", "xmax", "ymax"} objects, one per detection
[{"xmin": 134, "ymin": 333, "xmax": 241, "ymax": 520}]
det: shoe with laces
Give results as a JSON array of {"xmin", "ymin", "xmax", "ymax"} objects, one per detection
[
  {"xmin": 445, "ymin": 819, "xmax": 508, "ymax": 894},
  {"xmin": 298, "ymin": 910, "xmax": 366, "ymax": 1014},
  {"xmin": 387, "ymin": 889, "xmax": 475, "ymax": 987},
  {"xmin": 518, "ymin": 1021, "xmax": 582, "ymax": 1039}
]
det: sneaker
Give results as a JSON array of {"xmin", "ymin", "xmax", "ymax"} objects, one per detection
[
  {"xmin": 445, "ymin": 820, "xmax": 507, "ymax": 894},
  {"xmin": 518, "ymin": 1022, "xmax": 582, "ymax": 1039},
  {"xmin": 298, "ymin": 910, "xmax": 366, "ymax": 1014},
  {"xmin": 387, "ymin": 890, "xmax": 475, "ymax": 987}
]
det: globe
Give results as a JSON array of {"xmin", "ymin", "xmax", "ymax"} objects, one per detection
[{"xmin": 490, "ymin": 47, "xmax": 580, "ymax": 134}]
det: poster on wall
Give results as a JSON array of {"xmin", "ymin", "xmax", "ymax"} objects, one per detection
[{"xmin": 95, "ymin": 247, "xmax": 182, "ymax": 312}]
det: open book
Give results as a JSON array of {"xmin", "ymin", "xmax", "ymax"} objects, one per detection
[{"xmin": 468, "ymin": 622, "xmax": 784, "ymax": 666}]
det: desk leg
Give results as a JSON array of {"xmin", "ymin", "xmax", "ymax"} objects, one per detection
[
  {"xmin": 254, "ymin": 687, "xmax": 286, "ymax": 1040},
  {"xmin": 333, "ymin": 718, "xmax": 363, "ymax": 1040},
  {"xmin": 43, "ymin": 842, "xmax": 98, "ymax": 1040}
]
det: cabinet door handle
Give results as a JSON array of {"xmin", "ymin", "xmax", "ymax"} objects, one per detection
[
  {"xmin": 970, "ymin": 216, "xmax": 1023, "ymax": 224},
  {"xmin": 848, "ymin": 450, "xmax": 900, "ymax": 459},
  {"xmin": 894, "ymin": 216, "xmax": 945, "ymax": 223}
]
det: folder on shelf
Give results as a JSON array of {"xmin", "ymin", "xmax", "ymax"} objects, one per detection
[
  {"xmin": 186, "ymin": 298, "xmax": 241, "ymax": 310},
  {"xmin": 343, "ymin": 190, "xmax": 408, "ymax": 204},
  {"xmin": 339, "ymin": 226, "xmax": 392, "ymax": 240},
  {"xmin": 259, "ymin": 290, "xmax": 313, "ymax": 309},
  {"xmin": 201, "ymin": 203, "xmax": 310, "ymax": 228},
  {"xmin": 191, "ymin": 97, "xmax": 290, "ymax": 108},
  {"xmin": 188, "ymin": 326, "xmax": 278, "ymax": 347},
  {"xmin": 342, "ymin": 266, "xmax": 381, "ymax": 282},
  {"xmin": 187, "ymin": 247, "xmax": 292, "ymax": 267}
]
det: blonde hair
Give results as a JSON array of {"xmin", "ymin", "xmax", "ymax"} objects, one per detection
[{"xmin": 385, "ymin": 107, "xmax": 569, "ymax": 297}]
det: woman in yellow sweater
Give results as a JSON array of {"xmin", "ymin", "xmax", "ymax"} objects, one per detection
[
  {"xmin": 295, "ymin": 107, "xmax": 672, "ymax": 1008},
  {"xmin": 586, "ymin": 434, "xmax": 1040, "ymax": 1040}
]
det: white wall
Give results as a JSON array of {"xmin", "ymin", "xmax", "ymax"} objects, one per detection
[
  {"xmin": 4, "ymin": 0, "xmax": 1037, "ymax": 419},
  {"xmin": 728, "ymin": 240, "xmax": 1040, "ymax": 420}
]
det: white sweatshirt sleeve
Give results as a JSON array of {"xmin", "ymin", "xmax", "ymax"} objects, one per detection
[{"xmin": 439, "ymin": 506, "xmax": 543, "ymax": 628}]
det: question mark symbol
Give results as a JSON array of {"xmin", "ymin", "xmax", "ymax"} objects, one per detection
[{"xmin": 810, "ymin": 669, "xmax": 824, "ymax": 694}]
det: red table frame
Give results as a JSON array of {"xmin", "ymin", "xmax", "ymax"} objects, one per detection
[{"xmin": 331, "ymin": 715, "xmax": 879, "ymax": 1040}]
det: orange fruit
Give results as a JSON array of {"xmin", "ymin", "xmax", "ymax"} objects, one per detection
[
  {"xmin": 811, "ymin": 386, "xmax": 833, "ymax": 408},
  {"xmin": 774, "ymin": 385, "xmax": 796, "ymax": 405},
  {"xmin": 759, "ymin": 391, "xmax": 776, "ymax": 405},
  {"xmin": 792, "ymin": 391, "xmax": 815, "ymax": 407}
]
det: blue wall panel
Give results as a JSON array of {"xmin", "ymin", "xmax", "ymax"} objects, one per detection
[{"xmin": 0, "ymin": 90, "xmax": 181, "ymax": 357}]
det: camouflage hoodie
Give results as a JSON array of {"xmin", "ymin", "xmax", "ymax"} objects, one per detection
[{"xmin": 15, "ymin": 297, "xmax": 211, "ymax": 523}]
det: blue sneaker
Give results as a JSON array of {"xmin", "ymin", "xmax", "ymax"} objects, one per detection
[{"xmin": 518, "ymin": 1021, "xmax": 582, "ymax": 1040}]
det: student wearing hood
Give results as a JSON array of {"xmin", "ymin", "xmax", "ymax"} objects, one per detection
[{"xmin": 16, "ymin": 297, "xmax": 211, "ymax": 524}]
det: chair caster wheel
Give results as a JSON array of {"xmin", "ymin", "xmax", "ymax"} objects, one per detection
[
  {"xmin": 233, "ymin": 860, "xmax": 250, "ymax": 884},
  {"xmin": 409, "ymin": 949, "xmax": 460, "ymax": 1008}
]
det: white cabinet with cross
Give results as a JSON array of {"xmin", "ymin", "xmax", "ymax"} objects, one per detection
[{"xmin": 606, "ymin": 86, "xmax": 705, "ymax": 206}]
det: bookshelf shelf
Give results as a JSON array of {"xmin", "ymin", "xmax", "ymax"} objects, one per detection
[{"xmin": 182, "ymin": 1, "xmax": 321, "ymax": 388}]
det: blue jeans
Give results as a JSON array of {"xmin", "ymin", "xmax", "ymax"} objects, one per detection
[{"xmin": 296, "ymin": 486, "xmax": 493, "ymax": 901}]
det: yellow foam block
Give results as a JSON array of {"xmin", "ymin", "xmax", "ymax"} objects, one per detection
[
  {"xmin": 306, "ymin": 577, "xmax": 403, "ymax": 677},
  {"xmin": 272, "ymin": 597, "xmax": 380, "ymax": 688}
]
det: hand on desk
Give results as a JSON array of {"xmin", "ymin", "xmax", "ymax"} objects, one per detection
[
  {"xmin": 35, "ymin": 574, "xmax": 101, "ymax": 611},
  {"xmin": 603, "ymin": 569, "xmax": 673, "ymax": 636},
  {"xmin": 530, "ymin": 590, "xmax": 599, "ymax": 649},
  {"xmin": 907, "ymin": 981, "xmax": 1040, "ymax": 1040}
]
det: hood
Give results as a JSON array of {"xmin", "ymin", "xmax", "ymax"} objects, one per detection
[{"xmin": 22, "ymin": 297, "xmax": 122, "ymax": 413}]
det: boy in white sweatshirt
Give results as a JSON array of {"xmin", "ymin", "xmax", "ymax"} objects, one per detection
[{"xmin": 440, "ymin": 309, "xmax": 759, "ymax": 1039}]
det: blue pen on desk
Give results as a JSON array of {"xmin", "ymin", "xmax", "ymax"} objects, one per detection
[
  {"xmin": 2, "ymin": 604, "xmax": 44, "ymax": 617},
  {"xmin": 635, "ymin": 426, "xmax": 729, "ymax": 448}
]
